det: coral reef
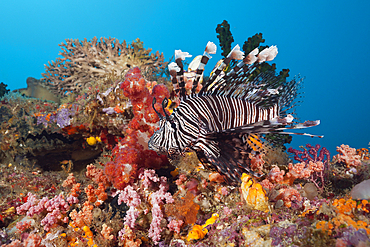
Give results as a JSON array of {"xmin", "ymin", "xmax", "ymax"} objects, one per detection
[{"xmin": 1, "ymin": 28, "xmax": 370, "ymax": 247}]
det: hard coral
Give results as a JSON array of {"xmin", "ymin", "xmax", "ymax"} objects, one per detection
[{"xmin": 42, "ymin": 37, "xmax": 165, "ymax": 97}]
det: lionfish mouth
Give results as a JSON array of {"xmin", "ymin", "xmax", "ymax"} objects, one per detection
[{"xmin": 148, "ymin": 142, "xmax": 166, "ymax": 155}]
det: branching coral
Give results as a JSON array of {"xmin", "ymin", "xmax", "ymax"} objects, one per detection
[
  {"xmin": 288, "ymin": 144, "xmax": 330, "ymax": 193},
  {"xmin": 16, "ymin": 192, "xmax": 71, "ymax": 231},
  {"xmin": 42, "ymin": 37, "xmax": 166, "ymax": 97}
]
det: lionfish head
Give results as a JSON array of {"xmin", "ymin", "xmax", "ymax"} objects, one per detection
[
  {"xmin": 148, "ymin": 119, "xmax": 182, "ymax": 159},
  {"xmin": 148, "ymin": 97, "xmax": 182, "ymax": 159}
]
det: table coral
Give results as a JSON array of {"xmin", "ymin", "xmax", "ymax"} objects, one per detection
[{"xmin": 42, "ymin": 37, "xmax": 165, "ymax": 97}]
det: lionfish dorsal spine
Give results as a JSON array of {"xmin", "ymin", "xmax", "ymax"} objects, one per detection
[
  {"xmin": 172, "ymin": 50, "xmax": 191, "ymax": 100},
  {"xmin": 190, "ymin": 41, "xmax": 217, "ymax": 96}
]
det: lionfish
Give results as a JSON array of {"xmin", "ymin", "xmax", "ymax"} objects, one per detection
[{"xmin": 148, "ymin": 41, "xmax": 322, "ymax": 184}]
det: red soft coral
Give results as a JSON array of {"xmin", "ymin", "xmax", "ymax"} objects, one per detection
[{"xmin": 104, "ymin": 68, "xmax": 169, "ymax": 190}]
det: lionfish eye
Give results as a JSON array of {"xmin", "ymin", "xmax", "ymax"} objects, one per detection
[{"xmin": 171, "ymin": 122, "xmax": 176, "ymax": 129}]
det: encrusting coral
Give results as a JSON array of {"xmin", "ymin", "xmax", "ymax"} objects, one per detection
[{"xmin": 42, "ymin": 37, "xmax": 166, "ymax": 97}]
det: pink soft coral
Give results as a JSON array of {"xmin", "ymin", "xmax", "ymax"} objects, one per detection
[
  {"xmin": 276, "ymin": 187, "xmax": 303, "ymax": 208},
  {"xmin": 286, "ymin": 161, "xmax": 324, "ymax": 181},
  {"xmin": 148, "ymin": 182, "xmax": 174, "ymax": 244},
  {"xmin": 334, "ymin": 144, "xmax": 361, "ymax": 167},
  {"xmin": 117, "ymin": 185, "xmax": 142, "ymax": 228},
  {"xmin": 167, "ymin": 219, "xmax": 184, "ymax": 234},
  {"xmin": 249, "ymin": 152, "xmax": 265, "ymax": 173}
]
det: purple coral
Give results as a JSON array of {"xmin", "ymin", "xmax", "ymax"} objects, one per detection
[
  {"xmin": 270, "ymin": 223, "xmax": 307, "ymax": 246},
  {"xmin": 288, "ymin": 144, "xmax": 330, "ymax": 167},
  {"xmin": 338, "ymin": 227, "xmax": 370, "ymax": 246},
  {"xmin": 36, "ymin": 104, "xmax": 77, "ymax": 128},
  {"xmin": 55, "ymin": 108, "xmax": 72, "ymax": 128},
  {"xmin": 288, "ymin": 144, "xmax": 330, "ymax": 193}
]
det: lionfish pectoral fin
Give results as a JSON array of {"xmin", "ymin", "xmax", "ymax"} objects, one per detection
[
  {"xmin": 199, "ymin": 134, "xmax": 264, "ymax": 185},
  {"xmin": 209, "ymin": 118, "xmax": 323, "ymax": 138},
  {"xmin": 202, "ymin": 151, "xmax": 242, "ymax": 184}
]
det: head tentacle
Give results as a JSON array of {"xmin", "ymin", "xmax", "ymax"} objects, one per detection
[{"xmin": 152, "ymin": 97, "xmax": 163, "ymax": 120}]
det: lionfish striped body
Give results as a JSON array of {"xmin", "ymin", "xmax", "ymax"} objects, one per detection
[{"xmin": 148, "ymin": 41, "xmax": 322, "ymax": 184}]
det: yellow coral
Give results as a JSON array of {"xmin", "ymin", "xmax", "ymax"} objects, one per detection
[
  {"xmin": 186, "ymin": 225, "xmax": 207, "ymax": 242},
  {"xmin": 203, "ymin": 213, "xmax": 219, "ymax": 228},
  {"xmin": 358, "ymin": 200, "xmax": 370, "ymax": 213},
  {"xmin": 186, "ymin": 213, "xmax": 219, "ymax": 242},
  {"xmin": 82, "ymin": 226, "xmax": 98, "ymax": 247},
  {"xmin": 86, "ymin": 136, "xmax": 101, "ymax": 146},
  {"xmin": 241, "ymin": 173, "xmax": 269, "ymax": 212},
  {"xmin": 316, "ymin": 221, "xmax": 334, "ymax": 235},
  {"xmin": 333, "ymin": 198, "xmax": 356, "ymax": 216}
]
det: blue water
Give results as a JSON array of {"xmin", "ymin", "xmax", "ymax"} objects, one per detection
[{"xmin": 0, "ymin": 0, "xmax": 369, "ymax": 154}]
